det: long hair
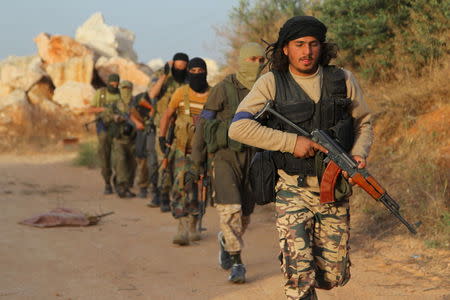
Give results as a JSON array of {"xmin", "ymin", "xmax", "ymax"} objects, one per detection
[{"xmin": 265, "ymin": 41, "xmax": 339, "ymax": 72}]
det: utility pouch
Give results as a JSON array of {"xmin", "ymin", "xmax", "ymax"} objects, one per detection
[{"xmin": 249, "ymin": 151, "xmax": 279, "ymax": 205}]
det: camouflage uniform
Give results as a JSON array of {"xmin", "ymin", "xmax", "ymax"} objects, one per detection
[
  {"xmin": 132, "ymin": 92, "xmax": 158, "ymax": 199},
  {"xmin": 91, "ymin": 85, "xmax": 122, "ymax": 188},
  {"xmin": 275, "ymin": 178, "xmax": 350, "ymax": 299},
  {"xmin": 154, "ymin": 73, "xmax": 185, "ymax": 208},
  {"xmin": 111, "ymin": 81, "xmax": 136, "ymax": 196},
  {"xmin": 215, "ymin": 204, "xmax": 250, "ymax": 253}
]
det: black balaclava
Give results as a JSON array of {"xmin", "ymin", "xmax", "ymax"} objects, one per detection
[
  {"xmin": 187, "ymin": 57, "xmax": 208, "ymax": 93},
  {"xmin": 171, "ymin": 52, "xmax": 189, "ymax": 83},
  {"xmin": 107, "ymin": 73, "xmax": 120, "ymax": 94},
  {"xmin": 276, "ymin": 16, "xmax": 327, "ymax": 48}
]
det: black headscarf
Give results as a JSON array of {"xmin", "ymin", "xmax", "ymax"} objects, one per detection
[
  {"xmin": 277, "ymin": 16, "xmax": 327, "ymax": 47},
  {"xmin": 187, "ymin": 57, "xmax": 208, "ymax": 93},
  {"xmin": 171, "ymin": 52, "xmax": 189, "ymax": 83},
  {"xmin": 107, "ymin": 73, "xmax": 120, "ymax": 94}
]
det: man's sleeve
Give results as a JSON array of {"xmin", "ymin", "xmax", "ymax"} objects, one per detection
[
  {"xmin": 344, "ymin": 69, "xmax": 374, "ymax": 158},
  {"xmin": 167, "ymin": 87, "xmax": 183, "ymax": 111},
  {"xmin": 228, "ymin": 73, "xmax": 298, "ymax": 153},
  {"xmin": 90, "ymin": 90, "xmax": 100, "ymax": 107},
  {"xmin": 192, "ymin": 83, "xmax": 225, "ymax": 166}
]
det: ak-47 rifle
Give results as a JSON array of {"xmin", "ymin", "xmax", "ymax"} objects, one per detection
[
  {"xmin": 150, "ymin": 116, "xmax": 176, "ymax": 182},
  {"xmin": 83, "ymin": 118, "xmax": 99, "ymax": 131},
  {"xmin": 197, "ymin": 161, "xmax": 210, "ymax": 232},
  {"xmin": 254, "ymin": 101, "xmax": 418, "ymax": 234}
]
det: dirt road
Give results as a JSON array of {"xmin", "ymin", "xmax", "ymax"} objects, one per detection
[{"xmin": 0, "ymin": 152, "xmax": 448, "ymax": 299}]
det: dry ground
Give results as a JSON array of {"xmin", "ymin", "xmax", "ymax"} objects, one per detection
[{"xmin": 0, "ymin": 151, "xmax": 449, "ymax": 300}]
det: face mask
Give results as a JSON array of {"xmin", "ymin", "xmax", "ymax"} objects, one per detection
[
  {"xmin": 188, "ymin": 72, "xmax": 208, "ymax": 93},
  {"xmin": 172, "ymin": 67, "xmax": 187, "ymax": 83},
  {"xmin": 120, "ymin": 88, "xmax": 132, "ymax": 102},
  {"xmin": 107, "ymin": 84, "xmax": 119, "ymax": 94},
  {"xmin": 236, "ymin": 61, "xmax": 263, "ymax": 90}
]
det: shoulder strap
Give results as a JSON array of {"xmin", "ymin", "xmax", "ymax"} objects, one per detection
[
  {"xmin": 182, "ymin": 85, "xmax": 191, "ymax": 115},
  {"xmin": 99, "ymin": 87, "xmax": 107, "ymax": 106},
  {"xmin": 224, "ymin": 78, "xmax": 240, "ymax": 112}
]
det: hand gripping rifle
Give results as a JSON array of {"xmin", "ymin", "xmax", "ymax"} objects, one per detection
[{"xmin": 254, "ymin": 101, "xmax": 418, "ymax": 234}]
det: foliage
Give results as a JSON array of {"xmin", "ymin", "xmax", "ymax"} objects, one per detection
[
  {"xmin": 73, "ymin": 142, "xmax": 99, "ymax": 169},
  {"xmin": 218, "ymin": 0, "xmax": 309, "ymax": 70},
  {"xmin": 222, "ymin": 0, "xmax": 449, "ymax": 80},
  {"xmin": 317, "ymin": 0, "xmax": 450, "ymax": 80}
]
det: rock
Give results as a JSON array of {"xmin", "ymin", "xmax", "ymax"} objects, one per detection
[
  {"xmin": 34, "ymin": 33, "xmax": 93, "ymax": 64},
  {"xmin": 0, "ymin": 90, "xmax": 32, "ymax": 125},
  {"xmin": 27, "ymin": 77, "xmax": 55, "ymax": 107},
  {"xmin": 46, "ymin": 55, "xmax": 94, "ymax": 87},
  {"xmin": 0, "ymin": 83, "xmax": 13, "ymax": 98},
  {"xmin": 34, "ymin": 33, "xmax": 95, "ymax": 87},
  {"xmin": 75, "ymin": 12, "xmax": 138, "ymax": 62},
  {"xmin": 0, "ymin": 55, "xmax": 44, "ymax": 91},
  {"xmin": 52, "ymin": 81, "xmax": 95, "ymax": 109},
  {"xmin": 147, "ymin": 58, "xmax": 164, "ymax": 72},
  {"xmin": 95, "ymin": 56, "xmax": 150, "ymax": 94}
]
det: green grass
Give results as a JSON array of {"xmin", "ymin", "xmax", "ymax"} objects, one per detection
[{"xmin": 73, "ymin": 142, "xmax": 99, "ymax": 169}]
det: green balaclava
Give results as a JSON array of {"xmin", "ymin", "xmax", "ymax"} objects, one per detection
[
  {"xmin": 236, "ymin": 42, "xmax": 265, "ymax": 90},
  {"xmin": 119, "ymin": 80, "xmax": 133, "ymax": 104}
]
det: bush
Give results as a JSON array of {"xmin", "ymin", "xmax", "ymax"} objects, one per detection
[{"xmin": 73, "ymin": 142, "xmax": 99, "ymax": 169}]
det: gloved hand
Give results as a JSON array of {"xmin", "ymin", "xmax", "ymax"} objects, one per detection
[
  {"xmin": 159, "ymin": 136, "xmax": 167, "ymax": 153},
  {"xmin": 163, "ymin": 62, "xmax": 170, "ymax": 75}
]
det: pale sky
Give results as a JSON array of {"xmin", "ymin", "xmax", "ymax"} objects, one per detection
[{"xmin": 0, "ymin": 0, "xmax": 239, "ymax": 64}]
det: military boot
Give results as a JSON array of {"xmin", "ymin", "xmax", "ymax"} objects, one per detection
[
  {"xmin": 228, "ymin": 253, "xmax": 245, "ymax": 283},
  {"xmin": 117, "ymin": 185, "xmax": 136, "ymax": 198},
  {"xmin": 160, "ymin": 193, "xmax": 170, "ymax": 212},
  {"xmin": 229, "ymin": 264, "xmax": 246, "ymax": 284},
  {"xmin": 188, "ymin": 214, "xmax": 201, "ymax": 241},
  {"xmin": 217, "ymin": 232, "xmax": 232, "ymax": 270},
  {"xmin": 104, "ymin": 183, "xmax": 113, "ymax": 195},
  {"xmin": 138, "ymin": 187, "xmax": 147, "ymax": 198},
  {"xmin": 172, "ymin": 217, "xmax": 189, "ymax": 246},
  {"xmin": 147, "ymin": 189, "xmax": 161, "ymax": 207}
]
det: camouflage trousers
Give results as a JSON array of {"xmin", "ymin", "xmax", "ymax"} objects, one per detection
[
  {"xmin": 135, "ymin": 130, "xmax": 158, "ymax": 190},
  {"xmin": 216, "ymin": 204, "xmax": 250, "ymax": 254},
  {"xmin": 112, "ymin": 139, "xmax": 136, "ymax": 190},
  {"xmin": 170, "ymin": 149, "xmax": 199, "ymax": 218},
  {"xmin": 97, "ymin": 131, "xmax": 113, "ymax": 185},
  {"xmin": 275, "ymin": 177, "xmax": 351, "ymax": 300},
  {"xmin": 155, "ymin": 134, "xmax": 174, "ymax": 194}
]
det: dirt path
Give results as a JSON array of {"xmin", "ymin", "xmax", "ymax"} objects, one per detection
[{"xmin": 0, "ymin": 152, "xmax": 448, "ymax": 300}]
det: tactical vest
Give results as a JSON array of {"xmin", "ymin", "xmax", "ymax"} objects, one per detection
[
  {"xmin": 155, "ymin": 75, "xmax": 184, "ymax": 126},
  {"xmin": 203, "ymin": 75, "xmax": 245, "ymax": 153},
  {"xmin": 267, "ymin": 66, "xmax": 354, "ymax": 177},
  {"xmin": 174, "ymin": 85, "xmax": 202, "ymax": 153}
]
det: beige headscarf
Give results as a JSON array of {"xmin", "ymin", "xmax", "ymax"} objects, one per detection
[{"xmin": 236, "ymin": 42, "xmax": 265, "ymax": 90}]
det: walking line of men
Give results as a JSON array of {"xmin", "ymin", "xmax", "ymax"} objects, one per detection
[
  {"xmin": 87, "ymin": 44, "xmax": 265, "ymax": 284},
  {"xmin": 86, "ymin": 15, "xmax": 373, "ymax": 300}
]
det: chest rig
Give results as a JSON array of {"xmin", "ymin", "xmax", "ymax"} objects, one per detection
[{"xmin": 267, "ymin": 66, "xmax": 354, "ymax": 178}]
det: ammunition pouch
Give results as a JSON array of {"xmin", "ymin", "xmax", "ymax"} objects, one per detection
[{"xmin": 248, "ymin": 151, "xmax": 279, "ymax": 205}]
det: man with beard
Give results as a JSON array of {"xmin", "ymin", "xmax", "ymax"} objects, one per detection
[
  {"xmin": 228, "ymin": 16, "xmax": 373, "ymax": 299},
  {"xmin": 89, "ymin": 73, "xmax": 123, "ymax": 194},
  {"xmin": 191, "ymin": 42, "xmax": 265, "ymax": 284},
  {"xmin": 149, "ymin": 52, "xmax": 189, "ymax": 211},
  {"xmin": 159, "ymin": 57, "xmax": 210, "ymax": 246}
]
